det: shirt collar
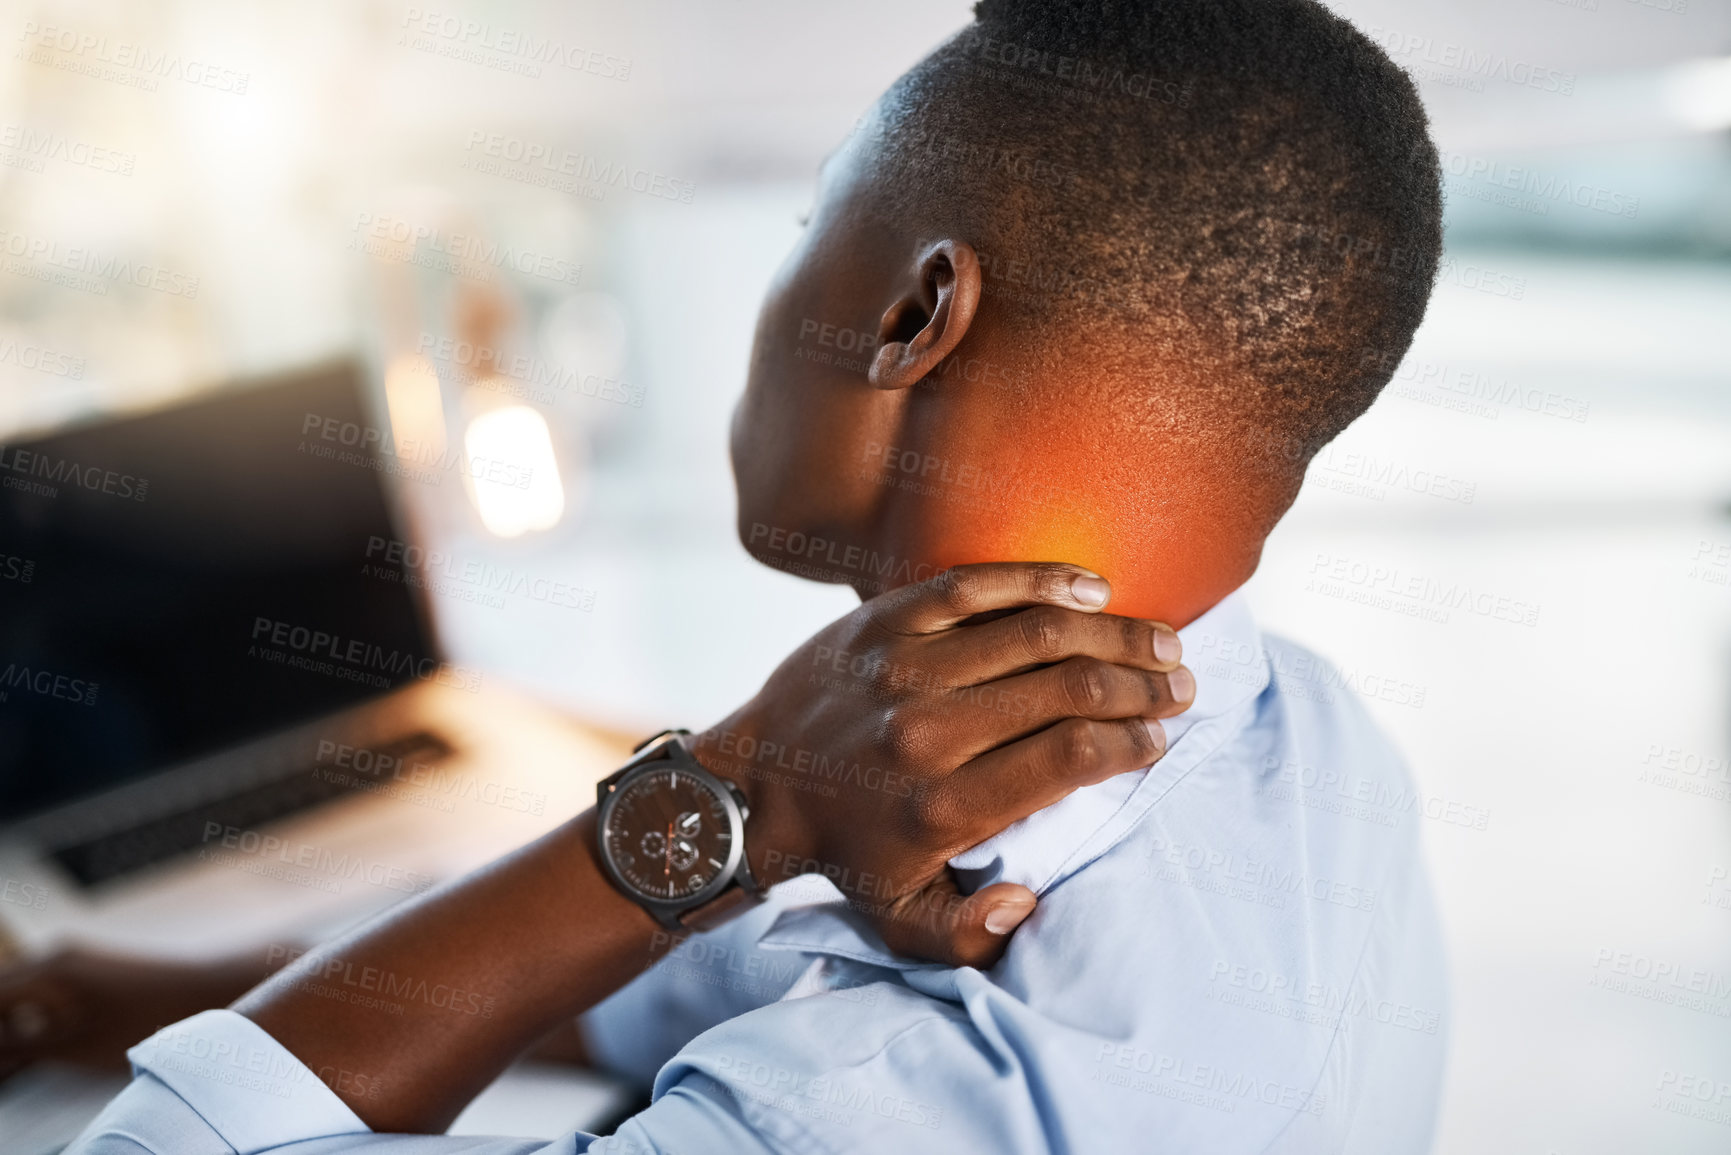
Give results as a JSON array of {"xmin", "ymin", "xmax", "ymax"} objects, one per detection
[{"xmin": 756, "ymin": 590, "xmax": 1268, "ymax": 966}]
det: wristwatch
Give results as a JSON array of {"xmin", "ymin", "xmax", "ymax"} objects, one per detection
[{"xmin": 595, "ymin": 729, "xmax": 764, "ymax": 931}]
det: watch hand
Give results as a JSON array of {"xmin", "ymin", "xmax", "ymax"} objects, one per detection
[{"xmin": 664, "ymin": 822, "xmax": 673, "ymax": 878}]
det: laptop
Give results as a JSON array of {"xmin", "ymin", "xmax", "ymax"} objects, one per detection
[
  {"xmin": 0, "ymin": 361, "xmax": 637, "ymax": 1148},
  {"xmin": 0, "ymin": 361, "xmax": 621, "ymax": 956}
]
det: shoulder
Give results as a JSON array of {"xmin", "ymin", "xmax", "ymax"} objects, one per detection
[
  {"xmin": 1249, "ymin": 632, "xmax": 1414, "ymax": 780},
  {"xmin": 978, "ymin": 633, "xmax": 1445, "ymax": 1141},
  {"xmin": 1169, "ymin": 631, "xmax": 1426, "ymax": 854},
  {"xmin": 655, "ymin": 983, "xmax": 994, "ymax": 1153},
  {"xmin": 1114, "ymin": 630, "xmax": 1427, "ymax": 912}
]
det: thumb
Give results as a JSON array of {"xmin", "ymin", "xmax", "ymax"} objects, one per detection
[{"xmin": 867, "ymin": 875, "xmax": 1038, "ymax": 969}]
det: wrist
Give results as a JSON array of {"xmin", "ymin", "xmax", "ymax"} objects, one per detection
[{"xmin": 686, "ymin": 714, "xmax": 808, "ymax": 890}]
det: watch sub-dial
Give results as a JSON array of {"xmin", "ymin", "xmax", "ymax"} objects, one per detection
[
  {"xmin": 670, "ymin": 838, "xmax": 700, "ymax": 872},
  {"xmin": 686, "ymin": 874, "xmax": 706, "ymax": 892},
  {"xmin": 614, "ymin": 851, "xmax": 635, "ymax": 870},
  {"xmin": 676, "ymin": 810, "xmax": 702, "ymax": 837},
  {"xmin": 639, "ymin": 831, "xmax": 667, "ymax": 859}
]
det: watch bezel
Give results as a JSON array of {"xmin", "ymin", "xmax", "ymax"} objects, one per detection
[{"xmin": 596, "ymin": 743, "xmax": 748, "ymax": 923}]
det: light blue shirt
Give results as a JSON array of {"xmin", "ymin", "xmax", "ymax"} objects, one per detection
[{"xmin": 66, "ymin": 592, "xmax": 1448, "ymax": 1155}]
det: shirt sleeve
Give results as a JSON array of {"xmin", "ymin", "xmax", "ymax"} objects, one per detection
[
  {"xmin": 64, "ymin": 1009, "xmax": 798, "ymax": 1155},
  {"xmin": 63, "ymin": 1010, "xmax": 591, "ymax": 1155},
  {"xmin": 578, "ymin": 881, "xmax": 825, "ymax": 1087}
]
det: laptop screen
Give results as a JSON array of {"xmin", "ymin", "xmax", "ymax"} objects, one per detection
[{"xmin": 0, "ymin": 362, "xmax": 438, "ymax": 822}]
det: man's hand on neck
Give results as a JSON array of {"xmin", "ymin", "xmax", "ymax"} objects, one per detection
[{"xmin": 230, "ymin": 562, "xmax": 1192, "ymax": 1133}]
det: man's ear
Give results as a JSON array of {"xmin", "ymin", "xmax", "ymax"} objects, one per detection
[{"xmin": 867, "ymin": 240, "xmax": 982, "ymax": 391}]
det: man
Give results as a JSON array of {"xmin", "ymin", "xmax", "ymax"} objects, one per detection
[{"xmin": 49, "ymin": 0, "xmax": 1447, "ymax": 1150}]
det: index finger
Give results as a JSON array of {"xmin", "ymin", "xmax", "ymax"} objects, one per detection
[
  {"xmin": 942, "ymin": 716, "xmax": 1167, "ymax": 846},
  {"xmin": 877, "ymin": 563, "xmax": 1112, "ymax": 634}
]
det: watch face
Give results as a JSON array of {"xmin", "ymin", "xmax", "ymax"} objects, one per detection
[{"xmin": 602, "ymin": 765, "xmax": 736, "ymax": 903}]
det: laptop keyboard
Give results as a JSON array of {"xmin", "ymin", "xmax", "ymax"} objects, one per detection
[{"xmin": 47, "ymin": 731, "xmax": 451, "ymax": 888}]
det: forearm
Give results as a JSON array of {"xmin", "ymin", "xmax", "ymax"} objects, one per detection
[
  {"xmin": 524, "ymin": 1016, "xmax": 592, "ymax": 1066},
  {"xmin": 234, "ymin": 810, "xmax": 660, "ymax": 1133}
]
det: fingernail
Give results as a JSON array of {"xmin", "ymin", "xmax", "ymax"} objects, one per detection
[
  {"xmin": 1168, "ymin": 666, "xmax": 1196, "ymax": 704},
  {"xmin": 1070, "ymin": 575, "xmax": 1109, "ymax": 608},
  {"xmin": 1152, "ymin": 626, "xmax": 1182, "ymax": 665},
  {"xmin": 984, "ymin": 899, "xmax": 1035, "ymax": 935},
  {"xmin": 1142, "ymin": 718, "xmax": 1167, "ymax": 755}
]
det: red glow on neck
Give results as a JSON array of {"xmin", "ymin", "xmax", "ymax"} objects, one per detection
[{"xmin": 873, "ymin": 422, "xmax": 1263, "ymax": 628}]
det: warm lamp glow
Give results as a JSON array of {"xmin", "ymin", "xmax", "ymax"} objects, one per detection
[
  {"xmin": 463, "ymin": 403, "xmax": 565, "ymax": 538},
  {"xmin": 383, "ymin": 354, "xmax": 446, "ymax": 460}
]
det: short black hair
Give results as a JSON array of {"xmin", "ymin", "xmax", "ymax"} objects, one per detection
[{"xmin": 864, "ymin": 0, "xmax": 1443, "ymax": 468}]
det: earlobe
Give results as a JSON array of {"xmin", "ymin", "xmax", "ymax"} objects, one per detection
[{"xmin": 867, "ymin": 240, "xmax": 982, "ymax": 391}]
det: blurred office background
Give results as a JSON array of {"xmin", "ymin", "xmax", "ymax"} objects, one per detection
[{"xmin": 0, "ymin": 0, "xmax": 1728, "ymax": 1151}]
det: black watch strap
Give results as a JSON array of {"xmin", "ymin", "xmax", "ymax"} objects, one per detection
[{"xmin": 677, "ymin": 880, "xmax": 761, "ymax": 931}]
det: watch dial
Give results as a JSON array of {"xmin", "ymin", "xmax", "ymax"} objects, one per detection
[{"xmin": 603, "ymin": 766, "xmax": 734, "ymax": 902}]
